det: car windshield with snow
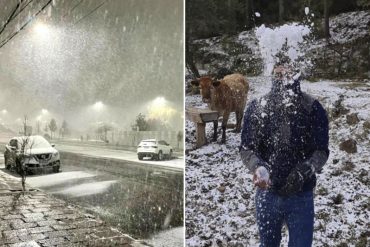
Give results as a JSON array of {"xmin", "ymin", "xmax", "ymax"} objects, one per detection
[{"xmin": 4, "ymin": 135, "xmax": 60, "ymax": 174}]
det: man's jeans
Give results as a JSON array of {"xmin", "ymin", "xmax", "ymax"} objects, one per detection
[{"xmin": 255, "ymin": 189, "xmax": 314, "ymax": 247}]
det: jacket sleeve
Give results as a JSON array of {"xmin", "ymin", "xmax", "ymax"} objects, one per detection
[
  {"xmin": 240, "ymin": 100, "xmax": 270, "ymax": 173},
  {"xmin": 307, "ymin": 100, "xmax": 330, "ymax": 172}
]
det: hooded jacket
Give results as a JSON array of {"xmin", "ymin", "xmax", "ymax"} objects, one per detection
[{"xmin": 240, "ymin": 78, "xmax": 329, "ymax": 193}]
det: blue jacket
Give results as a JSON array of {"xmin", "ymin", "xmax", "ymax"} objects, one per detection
[{"xmin": 240, "ymin": 79, "xmax": 329, "ymax": 192}]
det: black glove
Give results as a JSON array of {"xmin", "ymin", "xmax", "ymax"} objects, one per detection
[{"xmin": 278, "ymin": 161, "xmax": 315, "ymax": 196}]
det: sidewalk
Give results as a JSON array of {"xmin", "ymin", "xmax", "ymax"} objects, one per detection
[{"xmin": 0, "ymin": 170, "xmax": 144, "ymax": 247}]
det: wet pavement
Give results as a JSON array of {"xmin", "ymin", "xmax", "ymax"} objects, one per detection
[
  {"xmin": 0, "ymin": 168, "xmax": 142, "ymax": 246},
  {"xmin": 0, "ymin": 151, "xmax": 184, "ymax": 246}
]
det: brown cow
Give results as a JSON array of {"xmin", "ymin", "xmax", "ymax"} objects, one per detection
[{"xmin": 191, "ymin": 73, "xmax": 249, "ymax": 143}]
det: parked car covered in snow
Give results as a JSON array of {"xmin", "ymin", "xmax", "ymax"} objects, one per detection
[
  {"xmin": 137, "ymin": 139, "xmax": 173, "ymax": 161},
  {"xmin": 4, "ymin": 135, "xmax": 61, "ymax": 174}
]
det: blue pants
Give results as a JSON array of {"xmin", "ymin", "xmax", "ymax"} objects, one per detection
[{"xmin": 255, "ymin": 189, "xmax": 314, "ymax": 247}]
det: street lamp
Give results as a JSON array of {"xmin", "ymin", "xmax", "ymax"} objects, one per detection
[
  {"xmin": 34, "ymin": 22, "xmax": 50, "ymax": 38},
  {"xmin": 93, "ymin": 101, "xmax": 104, "ymax": 111},
  {"xmin": 41, "ymin": 109, "xmax": 48, "ymax": 115},
  {"xmin": 1, "ymin": 109, "xmax": 7, "ymax": 114},
  {"xmin": 153, "ymin": 97, "xmax": 166, "ymax": 107}
]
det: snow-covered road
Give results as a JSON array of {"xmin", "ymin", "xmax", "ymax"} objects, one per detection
[{"xmin": 55, "ymin": 143, "xmax": 184, "ymax": 171}]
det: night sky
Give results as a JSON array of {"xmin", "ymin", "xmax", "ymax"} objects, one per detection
[{"xmin": 0, "ymin": 0, "xmax": 183, "ymax": 130}]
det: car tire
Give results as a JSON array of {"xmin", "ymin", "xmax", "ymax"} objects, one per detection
[
  {"xmin": 158, "ymin": 151, "xmax": 163, "ymax": 161},
  {"xmin": 7, "ymin": 156, "xmax": 15, "ymax": 171},
  {"xmin": 152, "ymin": 154, "xmax": 158, "ymax": 160},
  {"xmin": 4, "ymin": 155, "xmax": 9, "ymax": 169},
  {"xmin": 15, "ymin": 160, "xmax": 22, "ymax": 175},
  {"xmin": 138, "ymin": 154, "xmax": 143, "ymax": 160},
  {"xmin": 53, "ymin": 166, "xmax": 60, "ymax": 173}
]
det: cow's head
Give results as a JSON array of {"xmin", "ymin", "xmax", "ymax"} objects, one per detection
[
  {"xmin": 212, "ymin": 80, "xmax": 221, "ymax": 87},
  {"xmin": 191, "ymin": 76, "xmax": 213, "ymax": 103}
]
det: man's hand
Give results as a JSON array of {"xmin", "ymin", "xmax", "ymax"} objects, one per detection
[
  {"xmin": 253, "ymin": 166, "xmax": 271, "ymax": 189},
  {"xmin": 278, "ymin": 169, "xmax": 304, "ymax": 196},
  {"xmin": 278, "ymin": 161, "xmax": 315, "ymax": 196}
]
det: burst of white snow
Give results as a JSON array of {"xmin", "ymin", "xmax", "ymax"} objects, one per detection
[
  {"xmin": 305, "ymin": 7, "xmax": 310, "ymax": 15},
  {"xmin": 255, "ymin": 23, "xmax": 310, "ymax": 75}
]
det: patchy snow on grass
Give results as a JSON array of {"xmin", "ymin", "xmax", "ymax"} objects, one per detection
[
  {"xmin": 329, "ymin": 11, "xmax": 370, "ymax": 44},
  {"xmin": 54, "ymin": 180, "xmax": 117, "ymax": 197},
  {"xmin": 186, "ymin": 76, "xmax": 370, "ymax": 246},
  {"xmin": 27, "ymin": 171, "xmax": 96, "ymax": 187}
]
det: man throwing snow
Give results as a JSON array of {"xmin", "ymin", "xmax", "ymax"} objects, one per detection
[{"xmin": 240, "ymin": 64, "xmax": 329, "ymax": 247}]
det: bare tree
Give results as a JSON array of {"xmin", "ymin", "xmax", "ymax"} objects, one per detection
[
  {"xmin": 185, "ymin": 36, "xmax": 200, "ymax": 78},
  {"xmin": 60, "ymin": 120, "xmax": 69, "ymax": 138},
  {"xmin": 48, "ymin": 119, "xmax": 57, "ymax": 139},
  {"xmin": 244, "ymin": 0, "xmax": 251, "ymax": 29},
  {"xmin": 17, "ymin": 136, "xmax": 34, "ymax": 192},
  {"xmin": 323, "ymin": 0, "xmax": 331, "ymax": 41},
  {"xmin": 18, "ymin": 116, "xmax": 31, "ymax": 191},
  {"xmin": 177, "ymin": 131, "xmax": 183, "ymax": 150},
  {"xmin": 96, "ymin": 123, "xmax": 113, "ymax": 142}
]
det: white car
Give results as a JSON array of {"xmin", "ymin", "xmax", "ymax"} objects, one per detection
[
  {"xmin": 4, "ymin": 135, "xmax": 61, "ymax": 174},
  {"xmin": 137, "ymin": 139, "xmax": 173, "ymax": 161}
]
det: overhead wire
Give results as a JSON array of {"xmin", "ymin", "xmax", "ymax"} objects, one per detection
[
  {"xmin": 62, "ymin": 0, "xmax": 84, "ymax": 19},
  {"xmin": 9, "ymin": 0, "xmax": 35, "ymax": 24},
  {"xmin": 0, "ymin": 0, "xmax": 23, "ymax": 36},
  {"xmin": 0, "ymin": 0, "xmax": 110, "ymax": 50},
  {"xmin": 0, "ymin": 0, "xmax": 53, "ymax": 49},
  {"xmin": 73, "ymin": 0, "xmax": 109, "ymax": 26}
]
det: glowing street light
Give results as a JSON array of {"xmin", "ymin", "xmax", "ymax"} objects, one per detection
[
  {"xmin": 93, "ymin": 101, "xmax": 104, "ymax": 111},
  {"xmin": 41, "ymin": 109, "xmax": 48, "ymax": 114},
  {"xmin": 153, "ymin": 97, "xmax": 166, "ymax": 107},
  {"xmin": 2, "ymin": 109, "xmax": 7, "ymax": 114},
  {"xmin": 34, "ymin": 22, "xmax": 50, "ymax": 38}
]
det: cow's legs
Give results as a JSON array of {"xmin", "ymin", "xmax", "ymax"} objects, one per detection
[
  {"xmin": 235, "ymin": 110, "xmax": 243, "ymax": 133},
  {"xmin": 221, "ymin": 112, "xmax": 230, "ymax": 143},
  {"xmin": 213, "ymin": 120, "xmax": 218, "ymax": 142}
]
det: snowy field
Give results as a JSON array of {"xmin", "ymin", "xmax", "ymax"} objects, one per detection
[{"xmin": 185, "ymin": 77, "xmax": 370, "ymax": 246}]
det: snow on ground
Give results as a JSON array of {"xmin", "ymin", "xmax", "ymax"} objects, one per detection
[
  {"xmin": 144, "ymin": 226, "xmax": 184, "ymax": 247},
  {"xmin": 53, "ymin": 180, "xmax": 117, "ymax": 197},
  {"xmin": 27, "ymin": 171, "xmax": 96, "ymax": 187},
  {"xmin": 329, "ymin": 11, "xmax": 370, "ymax": 44},
  {"xmin": 185, "ymin": 76, "xmax": 370, "ymax": 246}
]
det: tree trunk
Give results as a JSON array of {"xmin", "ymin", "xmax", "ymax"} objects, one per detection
[
  {"xmin": 185, "ymin": 36, "xmax": 200, "ymax": 78},
  {"xmin": 245, "ymin": 0, "xmax": 250, "ymax": 29},
  {"xmin": 324, "ymin": 0, "xmax": 330, "ymax": 40},
  {"xmin": 279, "ymin": 0, "xmax": 284, "ymax": 23},
  {"xmin": 227, "ymin": 0, "xmax": 236, "ymax": 33}
]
